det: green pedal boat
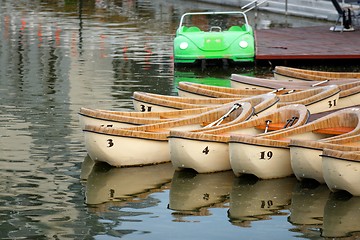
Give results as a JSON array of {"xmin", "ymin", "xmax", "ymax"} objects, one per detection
[{"xmin": 173, "ymin": 11, "xmax": 255, "ymax": 65}]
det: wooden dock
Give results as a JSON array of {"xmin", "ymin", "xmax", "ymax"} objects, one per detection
[{"xmin": 255, "ymin": 26, "xmax": 360, "ymax": 61}]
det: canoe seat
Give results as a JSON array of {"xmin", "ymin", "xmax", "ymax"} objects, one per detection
[
  {"xmin": 313, "ymin": 127, "xmax": 355, "ymax": 135},
  {"xmin": 255, "ymin": 116, "xmax": 300, "ymax": 132}
]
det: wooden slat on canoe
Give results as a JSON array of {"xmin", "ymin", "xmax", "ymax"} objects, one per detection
[
  {"xmin": 322, "ymin": 148, "xmax": 360, "ymax": 162},
  {"xmin": 274, "ymin": 66, "xmax": 360, "ymax": 81}
]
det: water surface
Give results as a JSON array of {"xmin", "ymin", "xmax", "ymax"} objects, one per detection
[{"xmin": 1, "ymin": 0, "xmax": 359, "ymax": 239}]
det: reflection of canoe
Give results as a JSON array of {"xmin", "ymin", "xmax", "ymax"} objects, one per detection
[
  {"xmin": 132, "ymin": 91, "xmax": 280, "ymax": 117},
  {"xmin": 177, "ymin": 82, "xmax": 340, "ymax": 114},
  {"xmin": 85, "ymin": 162, "xmax": 174, "ymax": 205},
  {"xmin": 169, "ymin": 170, "xmax": 234, "ymax": 213},
  {"xmin": 322, "ymin": 148, "xmax": 360, "ymax": 196},
  {"xmin": 169, "ymin": 104, "xmax": 309, "ymax": 173},
  {"xmin": 228, "ymin": 175, "xmax": 296, "ymax": 227},
  {"xmin": 80, "ymin": 155, "xmax": 96, "ymax": 181},
  {"xmin": 273, "ymin": 66, "xmax": 360, "ymax": 82},
  {"xmin": 288, "ymin": 182, "xmax": 330, "ymax": 226},
  {"xmin": 84, "ymin": 101, "xmax": 253, "ymax": 167},
  {"xmin": 290, "ymin": 132, "xmax": 360, "ymax": 184},
  {"xmin": 322, "ymin": 193, "xmax": 360, "ymax": 238},
  {"xmin": 231, "ymin": 73, "xmax": 360, "ymax": 90},
  {"xmin": 229, "ymin": 107, "xmax": 360, "ymax": 179}
]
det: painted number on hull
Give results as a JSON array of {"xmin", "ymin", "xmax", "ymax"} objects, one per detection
[
  {"xmin": 202, "ymin": 146, "xmax": 209, "ymax": 155},
  {"xmin": 140, "ymin": 105, "xmax": 152, "ymax": 112},
  {"xmin": 328, "ymin": 99, "xmax": 337, "ymax": 108},
  {"xmin": 261, "ymin": 200, "xmax": 273, "ymax": 208},
  {"xmin": 107, "ymin": 139, "xmax": 114, "ymax": 147},
  {"xmin": 259, "ymin": 151, "xmax": 273, "ymax": 160},
  {"xmin": 203, "ymin": 193, "xmax": 210, "ymax": 200}
]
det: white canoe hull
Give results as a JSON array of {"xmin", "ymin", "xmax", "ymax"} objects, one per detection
[
  {"xmin": 301, "ymin": 91, "xmax": 339, "ymax": 114},
  {"xmin": 322, "ymin": 155, "xmax": 360, "ymax": 196},
  {"xmin": 336, "ymin": 92, "xmax": 360, "ymax": 110},
  {"xmin": 84, "ymin": 130, "xmax": 170, "ymax": 167},
  {"xmin": 290, "ymin": 146, "xmax": 324, "ymax": 183},
  {"xmin": 229, "ymin": 142, "xmax": 293, "ymax": 179},
  {"xmin": 169, "ymin": 137, "xmax": 230, "ymax": 173}
]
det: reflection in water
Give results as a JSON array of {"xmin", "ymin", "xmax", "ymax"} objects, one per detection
[
  {"xmin": 288, "ymin": 182, "xmax": 330, "ymax": 239},
  {"xmin": 228, "ymin": 175, "xmax": 296, "ymax": 227},
  {"xmin": 322, "ymin": 192, "xmax": 360, "ymax": 238},
  {"xmin": 289, "ymin": 182, "xmax": 329, "ymax": 225},
  {"xmin": 84, "ymin": 161, "xmax": 174, "ymax": 206},
  {"xmin": 169, "ymin": 170, "xmax": 234, "ymax": 219}
]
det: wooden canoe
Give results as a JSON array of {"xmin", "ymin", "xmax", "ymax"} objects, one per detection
[
  {"xmin": 228, "ymin": 107, "xmax": 360, "ymax": 179},
  {"xmin": 169, "ymin": 104, "xmax": 310, "ymax": 173},
  {"xmin": 177, "ymin": 81, "xmax": 287, "ymax": 98},
  {"xmin": 83, "ymin": 101, "xmax": 253, "ymax": 167},
  {"xmin": 232, "ymin": 74, "xmax": 360, "ymax": 110},
  {"xmin": 132, "ymin": 91, "xmax": 243, "ymax": 112},
  {"xmin": 78, "ymin": 105, "xmax": 219, "ymax": 130},
  {"xmin": 79, "ymin": 92, "xmax": 279, "ymax": 130},
  {"xmin": 230, "ymin": 73, "xmax": 360, "ymax": 90},
  {"xmin": 177, "ymin": 82, "xmax": 341, "ymax": 114},
  {"xmin": 274, "ymin": 66, "xmax": 360, "ymax": 82},
  {"xmin": 322, "ymin": 148, "xmax": 360, "ymax": 196},
  {"xmin": 289, "ymin": 134, "xmax": 360, "ymax": 183},
  {"xmin": 132, "ymin": 91, "xmax": 280, "ymax": 117}
]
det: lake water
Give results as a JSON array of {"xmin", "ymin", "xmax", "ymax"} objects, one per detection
[{"xmin": 1, "ymin": 0, "xmax": 360, "ymax": 239}]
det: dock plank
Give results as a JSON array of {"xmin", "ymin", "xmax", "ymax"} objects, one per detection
[{"xmin": 255, "ymin": 26, "xmax": 360, "ymax": 60}]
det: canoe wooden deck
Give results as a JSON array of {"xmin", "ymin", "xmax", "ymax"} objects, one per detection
[{"xmin": 255, "ymin": 26, "xmax": 360, "ymax": 61}]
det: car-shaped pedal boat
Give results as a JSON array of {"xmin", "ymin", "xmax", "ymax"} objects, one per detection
[{"xmin": 173, "ymin": 11, "xmax": 255, "ymax": 65}]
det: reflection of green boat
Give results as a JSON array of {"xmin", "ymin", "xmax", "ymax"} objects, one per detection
[
  {"xmin": 175, "ymin": 76, "xmax": 231, "ymax": 88},
  {"xmin": 173, "ymin": 69, "xmax": 255, "ymax": 93},
  {"xmin": 174, "ymin": 71, "xmax": 231, "ymax": 88}
]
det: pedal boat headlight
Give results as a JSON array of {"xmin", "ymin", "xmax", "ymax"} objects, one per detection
[
  {"xmin": 239, "ymin": 40, "xmax": 248, "ymax": 48},
  {"xmin": 179, "ymin": 42, "xmax": 189, "ymax": 50}
]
